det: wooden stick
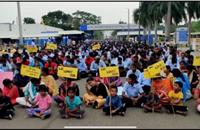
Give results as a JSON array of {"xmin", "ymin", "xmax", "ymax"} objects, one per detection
[{"xmin": 171, "ymin": 104, "xmax": 176, "ymax": 118}]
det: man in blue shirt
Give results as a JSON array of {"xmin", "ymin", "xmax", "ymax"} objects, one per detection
[
  {"xmin": 90, "ymin": 56, "xmax": 106, "ymax": 76},
  {"xmin": 122, "ymin": 73, "xmax": 146, "ymax": 107},
  {"xmin": 103, "ymin": 86, "xmax": 126, "ymax": 116},
  {"xmin": 76, "ymin": 58, "xmax": 88, "ymax": 79}
]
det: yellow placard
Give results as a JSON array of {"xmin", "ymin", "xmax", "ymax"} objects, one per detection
[
  {"xmin": 99, "ymin": 66, "xmax": 119, "ymax": 78},
  {"xmin": 92, "ymin": 43, "xmax": 101, "ymax": 51},
  {"xmin": 26, "ymin": 46, "xmax": 38, "ymax": 53},
  {"xmin": 57, "ymin": 66, "xmax": 78, "ymax": 79},
  {"xmin": 193, "ymin": 56, "xmax": 200, "ymax": 66},
  {"xmin": 45, "ymin": 43, "xmax": 57, "ymax": 50},
  {"xmin": 147, "ymin": 60, "xmax": 166, "ymax": 78},
  {"xmin": 20, "ymin": 64, "xmax": 41, "ymax": 79},
  {"xmin": 144, "ymin": 69, "xmax": 151, "ymax": 79}
]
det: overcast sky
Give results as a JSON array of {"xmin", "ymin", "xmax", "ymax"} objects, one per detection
[{"xmin": 0, "ymin": 2, "xmax": 139, "ymax": 24}]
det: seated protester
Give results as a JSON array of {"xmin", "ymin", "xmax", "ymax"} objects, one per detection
[
  {"xmin": 59, "ymin": 87, "xmax": 85, "ymax": 119},
  {"xmin": 172, "ymin": 68, "xmax": 192, "ymax": 102},
  {"xmin": 151, "ymin": 77, "xmax": 172, "ymax": 105},
  {"xmin": 16, "ymin": 78, "xmax": 41, "ymax": 107},
  {"xmin": 193, "ymin": 66, "xmax": 200, "ymax": 100},
  {"xmin": 85, "ymin": 53, "xmax": 94, "ymax": 70},
  {"xmin": 0, "ymin": 88, "xmax": 15, "ymax": 120},
  {"xmin": 122, "ymin": 74, "xmax": 146, "ymax": 107},
  {"xmin": 164, "ymin": 65, "xmax": 174, "ymax": 85},
  {"xmin": 83, "ymin": 77, "xmax": 108, "ymax": 109},
  {"xmin": 131, "ymin": 55, "xmax": 143, "ymax": 72},
  {"xmin": 26, "ymin": 85, "xmax": 52, "ymax": 120},
  {"xmin": 44, "ymin": 57, "xmax": 58, "ymax": 80},
  {"xmin": 54, "ymin": 78, "xmax": 80, "ymax": 107},
  {"xmin": 123, "ymin": 54, "xmax": 132, "ymax": 72},
  {"xmin": 90, "ymin": 56, "xmax": 106, "ymax": 77},
  {"xmin": 186, "ymin": 65, "xmax": 199, "ymax": 92},
  {"xmin": 0, "ymin": 56, "xmax": 12, "ymax": 72},
  {"xmin": 126, "ymin": 64, "xmax": 141, "ymax": 81},
  {"xmin": 180, "ymin": 61, "xmax": 188, "ymax": 74},
  {"xmin": 41, "ymin": 68, "xmax": 58, "ymax": 96},
  {"xmin": 143, "ymin": 89, "xmax": 162, "ymax": 113},
  {"xmin": 117, "ymin": 57, "xmax": 126, "ymax": 77},
  {"xmin": 165, "ymin": 52, "xmax": 180, "ymax": 70},
  {"xmin": 103, "ymin": 85, "xmax": 126, "ymax": 116},
  {"xmin": 2, "ymin": 79, "xmax": 19, "ymax": 105},
  {"xmin": 13, "ymin": 72, "xmax": 30, "ymax": 97},
  {"xmin": 138, "ymin": 72, "xmax": 151, "ymax": 95},
  {"xmin": 163, "ymin": 81, "xmax": 188, "ymax": 116},
  {"xmin": 76, "ymin": 58, "xmax": 88, "ymax": 79},
  {"xmin": 34, "ymin": 57, "xmax": 44, "ymax": 69}
]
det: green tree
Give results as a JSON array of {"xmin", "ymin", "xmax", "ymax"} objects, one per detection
[
  {"xmin": 72, "ymin": 10, "xmax": 101, "ymax": 30},
  {"xmin": 93, "ymin": 31, "xmax": 103, "ymax": 40},
  {"xmin": 42, "ymin": 10, "xmax": 73, "ymax": 30},
  {"xmin": 186, "ymin": 2, "xmax": 200, "ymax": 44},
  {"xmin": 23, "ymin": 17, "xmax": 36, "ymax": 24}
]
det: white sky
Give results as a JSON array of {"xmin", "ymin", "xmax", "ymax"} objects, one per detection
[{"xmin": 0, "ymin": 2, "xmax": 139, "ymax": 24}]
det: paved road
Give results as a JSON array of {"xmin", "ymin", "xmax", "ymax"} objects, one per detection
[{"xmin": 0, "ymin": 78, "xmax": 200, "ymax": 129}]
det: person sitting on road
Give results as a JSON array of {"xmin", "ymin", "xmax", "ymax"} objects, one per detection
[
  {"xmin": 0, "ymin": 88, "xmax": 15, "ymax": 120},
  {"xmin": 103, "ymin": 85, "xmax": 126, "ymax": 116},
  {"xmin": 16, "ymin": 78, "xmax": 40, "ymax": 107},
  {"xmin": 54, "ymin": 78, "xmax": 79, "ymax": 108},
  {"xmin": 2, "ymin": 79, "xmax": 19, "ymax": 105},
  {"xmin": 83, "ymin": 77, "xmax": 108, "ymax": 109},
  {"xmin": 122, "ymin": 73, "xmax": 146, "ymax": 107},
  {"xmin": 26, "ymin": 85, "xmax": 52, "ymax": 120},
  {"xmin": 163, "ymin": 81, "xmax": 188, "ymax": 116},
  {"xmin": 41, "ymin": 68, "xmax": 58, "ymax": 96},
  {"xmin": 59, "ymin": 87, "xmax": 84, "ymax": 119}
]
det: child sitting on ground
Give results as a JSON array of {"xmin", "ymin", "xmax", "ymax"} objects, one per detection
[
  {"xmin": 59, "ymin": 87, "xmax": 85, "ymax": 119},
  {"xmin": 103, "ymin": 85, "xmax": 126, "ymax": 116},
  {"xmin": 26, "ymin": 85, "xmax": 52, "ymax": 120},
  {"xmin": 0, "ymin": 88, "xmax": 15, "ymax": 120},
  {"xmin": 163, "ymin": 81, "xmax": 188, "ymax": 116},
  {"xmin": 143, "ymin": 88, "xmax": 162, "ymax": 113}
]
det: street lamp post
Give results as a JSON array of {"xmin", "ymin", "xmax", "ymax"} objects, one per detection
[{"xmin": 17, "ymin": 2, "xmax": 23, "ymax": 47}]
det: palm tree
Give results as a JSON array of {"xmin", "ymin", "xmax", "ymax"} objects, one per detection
[
  {"xmin": 186, "ymin": 2, "xmax": 200, "ymax": 44},
  {"xmin": 133, "ymin": 2, "xmax": 152, "ymax": 44}
]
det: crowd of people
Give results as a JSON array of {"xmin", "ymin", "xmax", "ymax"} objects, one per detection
[{"xmin": 0, "ymin": 39, "xmax": 200, "ymax": 120}]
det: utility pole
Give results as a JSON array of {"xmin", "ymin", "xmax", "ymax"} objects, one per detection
[
  {"xmin": 17, "ymin": 2, "xmax": 23, "ymax": 47},
  {"xmin": 138, "ymin": 2, "xmax": 141, "ymax": 43},
  {"xmin": 127, "ymin": 8, "xmax": 130, "ymax": 41}
]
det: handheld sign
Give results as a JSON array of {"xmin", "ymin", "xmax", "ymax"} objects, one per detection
[
  {"xmin": 57, "ymin": 66, "xmax": 78, "ymax": 79},
  {"xmin": 147, "ymin": 60, "xmax": 166, "ymax": 78},
  {"xmin": 193, "ymin": 56, "xmax": 200, "ymax": 66},
  {"xmin": 92, "ymin": 43, "xmax": 101, "ymax": 51},
  {"xmin": 99, "ymin": 66, "xmax": 119, "ymax": 78},
  {"xmin": 26, "ymin": 46, "xmax": 38, "ymax": 53},
  {"xmin": 143, "ymin": 69, "xmax": 151, "ymax": 79},
  {"xmin": 20, "ymin": 64, "xmax": 41, "ymax": 79},
  {"xmin": 46, "ymin": 43, "xmax": 57, "ymax": 50}
]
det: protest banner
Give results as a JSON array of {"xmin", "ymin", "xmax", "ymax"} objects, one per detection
[
  {"xmin": 20, "ymin": 64, "xmax": 41, "ymax": 79},
  {"xmin": 99, "ymin": 66, "xmax": 119, "ymax": 78},
  {"xmin": 57, "ymin": 66, "xmax": 78, "ymax": 79},
  {"xmin": 0, "ymin": 72, "xmax": 13, "ymax": 88},
  {"xmin": 193, "ymin": 56, "xmax": 200, "ymax": 66},
  {"xmin": 26, "ymin": 46, "xmax": 38, "ymax": 53},
  {"xmin": 143, "ymin": 69, "xmax": 151, "ymax": 79},
  {"xmin": 45, "ymin": 43, "xmax": 57, "ymax": 50},
  {"xmin": 146, "ymin": 60, "xmax": 166, "ymax": 78}
]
